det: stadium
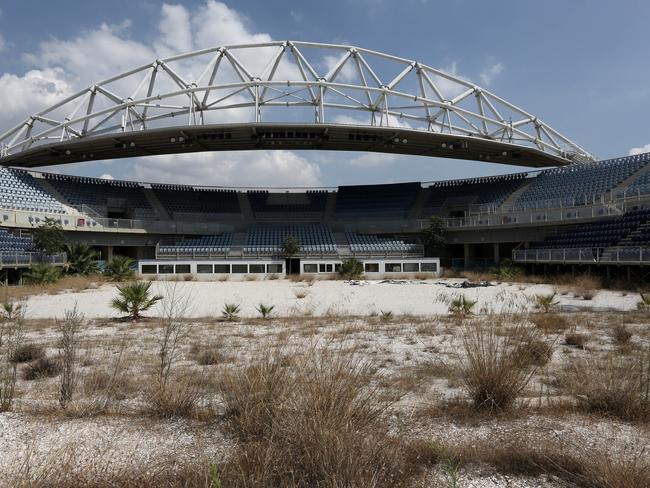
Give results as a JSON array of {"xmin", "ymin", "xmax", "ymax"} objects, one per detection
[
  {"xmin": 1, "ymin": 40, "xmax": 648, "ymax": 284},
  {"xmin": 3, "ymin": 2, "xmax": 650, "ymax": 485}
]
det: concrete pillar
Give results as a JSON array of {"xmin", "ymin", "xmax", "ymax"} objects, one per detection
[
  {"xmin": 104, "ymin": 246, "xmax": 114, "ymax": 261},
  {"xmin": 493, "ymin": 242, "xmax": 500, "ymax": 265},
  {"xmin": 463, "ymin": 243, "xmax": 471, "ymax": 269}
]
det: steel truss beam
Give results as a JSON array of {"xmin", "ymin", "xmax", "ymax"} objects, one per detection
[{"xmin": 0, "ymin": 40, "xmax": 593, "ymax": 165}]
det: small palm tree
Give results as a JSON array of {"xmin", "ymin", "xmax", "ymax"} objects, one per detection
[
  {"xmin": 0, "ymin": 301, "xmax": 23, "ymax": 321},
  {"xmin": 64, "ymin": 242, "xmax": 99, "ymax": 275},
  {"xmin": 24, "ymin": 263, "xmax": 61, "ymax": 285},
  {"xmin": 535, "ymin": 293, "xmax": 559, "ymax": 313},
  {"xmin": 255, "ymin": 303, "xmax": 274, "ymax": 319},
  {"xmin": 104, "ymin": 255, "xmax": 135, "ymax": 282},
  {"xmin": 111, "ymin": 281, "xmax": 163, "ymax": 320},
  {"xmin": 637, "ymin": 293, "xmax": 650, "ymax": 311},
  {"xmin": 222, "ymin": 303, "xmax": 241, "ymax": 321},
  {"xmin": 449, "ymin": 296, "xmax": 477, "ymax": 318}
]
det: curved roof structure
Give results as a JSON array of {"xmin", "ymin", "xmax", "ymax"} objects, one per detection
[{"xmin": 0, "ymin": 41, "xmax": 593, "ymax": 168}]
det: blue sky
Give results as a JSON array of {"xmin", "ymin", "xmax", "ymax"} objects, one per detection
[{"xmin": 0, "ymin": 0, "xmax": 649, "ymax": 187}]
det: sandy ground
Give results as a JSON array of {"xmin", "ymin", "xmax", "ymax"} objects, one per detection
[{"xmin": 20, "ymin": 278, "xmax": 642, "ymax": 319}]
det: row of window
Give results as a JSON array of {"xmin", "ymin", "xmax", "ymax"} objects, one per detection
[
  {"xmin": 302, "ymin": 261, "xmax": 439, "ymax": 274},
  {"xmin": 141, "ymin": 263, "xmax": 284, "ymax": 274}
]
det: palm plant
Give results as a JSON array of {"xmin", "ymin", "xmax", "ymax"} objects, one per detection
[
  {"xmin": 255, "ymin": 303, "xmax": 275, "ymax": 319},
  {"xmin": 24, "ymin": 263, "xmax": 61, "ymax": 285},
  {"xmin": 0, "ymin": 301, "xmax": 23, "ymax": 321},
  {"xmin": 222, "ymin": 303, "xmax": 241, "ymax": 321},
  {"xmin": 104, "ymin": 255, "xmax": 135, "ymax": 282},
  {"xmin": 637, "ymin": 293, "xmax": 650, "ymax": 311},
  {"xmin": 111, "ymin": 281, "xmax": 163, "ymax": 320},
  {"xmin": 535, "ymin": 292, "xmax": 559, "ymax": 313},
  {"xmin": 64, "ymin": 242, "xmax": 100, "ymax": 275},
  {"xmin": 448, "ymin": 295, "xmax": 477, "ymax": 318}
]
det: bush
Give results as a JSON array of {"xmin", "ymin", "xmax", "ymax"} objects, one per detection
[
  {"xmin": 23, "ymin": 357, "xmax": 61, "ymax": 380},
  {"xmin": 64, "ymin": 242, "xmax": 100, "ymax": 275},
  {"xmin": 103, "ymin": 255, "xmax": 136, "ymax": 282},
  {"xmin": 111, "ymin": 281, "xmax": 163, "ymax": 320},
  {"xmin": 23, "ymin": 263, "xmax": 61, "ymax": 285},
  {"xmin": 458, "ymin": 321, "xmax": 541, "ymax": 411},
  {"xmin": 339, "ymin": 258, "xmax": 364, "ymax": 279},
  {"xmin": 9, "ymin": 343, "xmax": 45, "ymax": 363}
]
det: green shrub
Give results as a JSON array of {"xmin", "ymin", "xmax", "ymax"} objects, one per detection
[
  {"xmin": 222, "ymin": 303, "xmax": 241, "ymax": 321},
  {"xmin": 339, "ymin": 258, "xmax": 363, "ymax": 279},
  {"xmin": 24, "ymin": 263, "xmax": 61, "ymax": 285},
  {"xmin": 104, "ymin": 255, "xmax": 135, "ymax": 281}
]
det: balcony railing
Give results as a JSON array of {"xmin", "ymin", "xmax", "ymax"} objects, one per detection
[
  {"xmin": 0, "ymin": 252, "xmax": 67, "ymax": 268},
  {"xmin": 513, "ymin": 247, "xmax": 650, "ymax": 264}
]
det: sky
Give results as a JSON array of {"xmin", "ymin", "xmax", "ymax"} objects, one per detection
[{"xmin": 0, "ymin": 0, "xmax": 649, "ymax": 187}]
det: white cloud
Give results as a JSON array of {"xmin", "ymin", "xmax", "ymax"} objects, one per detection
[
  {"xmin": 323, "ymin": 54, "xmax": 357, "ymax": 82},
  {"xmin": 156, "ymin": 3, "xmax": 194, "ymax": 56},
  {"xmin": 99, "ymin": 173, "xmax": 114, "ymax": 180},
  {"xmin": 191, "ymin": 1, "xmax": 271, "ymax": 49},
  {"xmin": 479, "ymin": 62, "xmax": 504, "ymax": 86},
  {"xmin": 130, "ymin": 150, "xmax": 321, "ymax": 187},
  {"xmin": 629, "ymin": 144, "xmax": 650, "ymax": 156},
  {"xmin": 0, "ymin": 68, "xmax": 75, "ymax": 128},
  {"xmin": 349, "ymin": 153, "xmax": 401, "ymax": 168}
]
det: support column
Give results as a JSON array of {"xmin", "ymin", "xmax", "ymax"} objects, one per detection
[
  {"xmin": 493, "ymin": 242, "xmax": 500, "ymax": 266},
  {"xmin": 463, "ymin": 243, "xmax": 471, "ymax": 269}
]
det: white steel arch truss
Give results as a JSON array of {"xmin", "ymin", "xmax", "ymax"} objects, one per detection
[{"xmin": 0, "ymin": 40, "xmax": 593, "ymax": 163}]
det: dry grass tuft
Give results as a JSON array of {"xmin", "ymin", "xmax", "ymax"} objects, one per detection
[
  {"xmin": 217, "ymin": 346, "xmax": 413, "ymax": 486},
  {"xmin": 457, "ymin": 321, "xmax": 542, "ymax": 411},
  {"xmin": 612, "ymin": 324, "xmax": 633, "ymax": 346},
  {"xmin": 560, "ymin": 352, "xmax": 650, "ymax": 421},
  {"xmin": 9, "ymin": 343, "xmax": 45, "ymax": 363},
  {"xmin": 23, "ymin": 357, "xmax": 61, "ymax": 381},
  {"xmin": 530, "ymin": 313, "xmax": 569, "ymax": 333},
  {"xmin": 570, "ymin": 274, "xmax": 601, "ymax": 300},
  {"xmin": 564, "ymin": 332, "xmax": 587, "ymax": 349}
]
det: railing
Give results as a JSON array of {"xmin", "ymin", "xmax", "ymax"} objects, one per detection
[
  {"xmin": 513, "ymin": 247, "xmax": 650, "ymax": 264},
  {"xmin": 0, "ymin": 252, "xmax": 67, "ymax": 268},
  {"xmin": 444, "ymin": 201, "xmax": 627, "ymax": 229},
  {"xmin": 467, "ymin": 180, "xmax": 650, "ymax": 216}
]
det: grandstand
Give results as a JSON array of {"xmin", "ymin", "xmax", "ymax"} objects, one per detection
[
  {"xmin": 0, "ymin": 40, "xmax": 648, "ymax": 281},
  {"xmin": 0, "ymin": 150, "xmax": 649, "ymax": 280}
]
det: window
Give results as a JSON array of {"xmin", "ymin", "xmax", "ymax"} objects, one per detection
[
  {"xmin": 175, "ymin": 264, "xmax": 191, "ymax": 274},
  {"xmin": 403, "ymin": 263, "xmax": 419, "ymax": 272},
  {"xmin": 214, "ymin": 264, "xmax": 230, "ymax": 273},
  {"xmin": 303, "ymin": 263, "xmax": 318, "ymax": 273},
  {"xmin": 249, "ymin": 264, "xmax": 265, "ymax": 273},
  {"xmin": 159, "ymin": 264, "xmax": 174, "ymax": 274},
  {"xmin": 232, "ymin": 264, "xmax": 248, "ymax": 274},
  {"xmin": 267, "ymin": 263, "xmax": 283, "ymax": 273},
  {"xmin": 364, "ymin": 263, "xmax": 379, "ymax": 273},
  {"xmin": 326, "ymin": 264, "xmax": 333, "ymax": 272},
  {"xmin": 334, "ymin": 263, "xmax": 341, "ymax": 273},
  {"xmin": 197, "ymin": 264, "xmax": 213, "ymax": 274},
  {"xmin": 141, "ymin": 265, "xmax": 157, "ymax": 274},
  {"xmin": 385, "ymin": 263, "xmax": 401, "ymax": 273},
  {"xmin": 319, "ymin": 264, "xmax": 326, "ymax": 273},
  {"xmin": 421, "ymin": 262, "xmax": 438, "ymax": 272}
]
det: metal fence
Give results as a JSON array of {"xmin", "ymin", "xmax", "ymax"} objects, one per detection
[
  {"xmin": 513, "ymin": 247, "xmax": 650, "ymax": 264},
  {"xmin": 0, "ymin": 252, "xmax": 67, "ymax": 268}
]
